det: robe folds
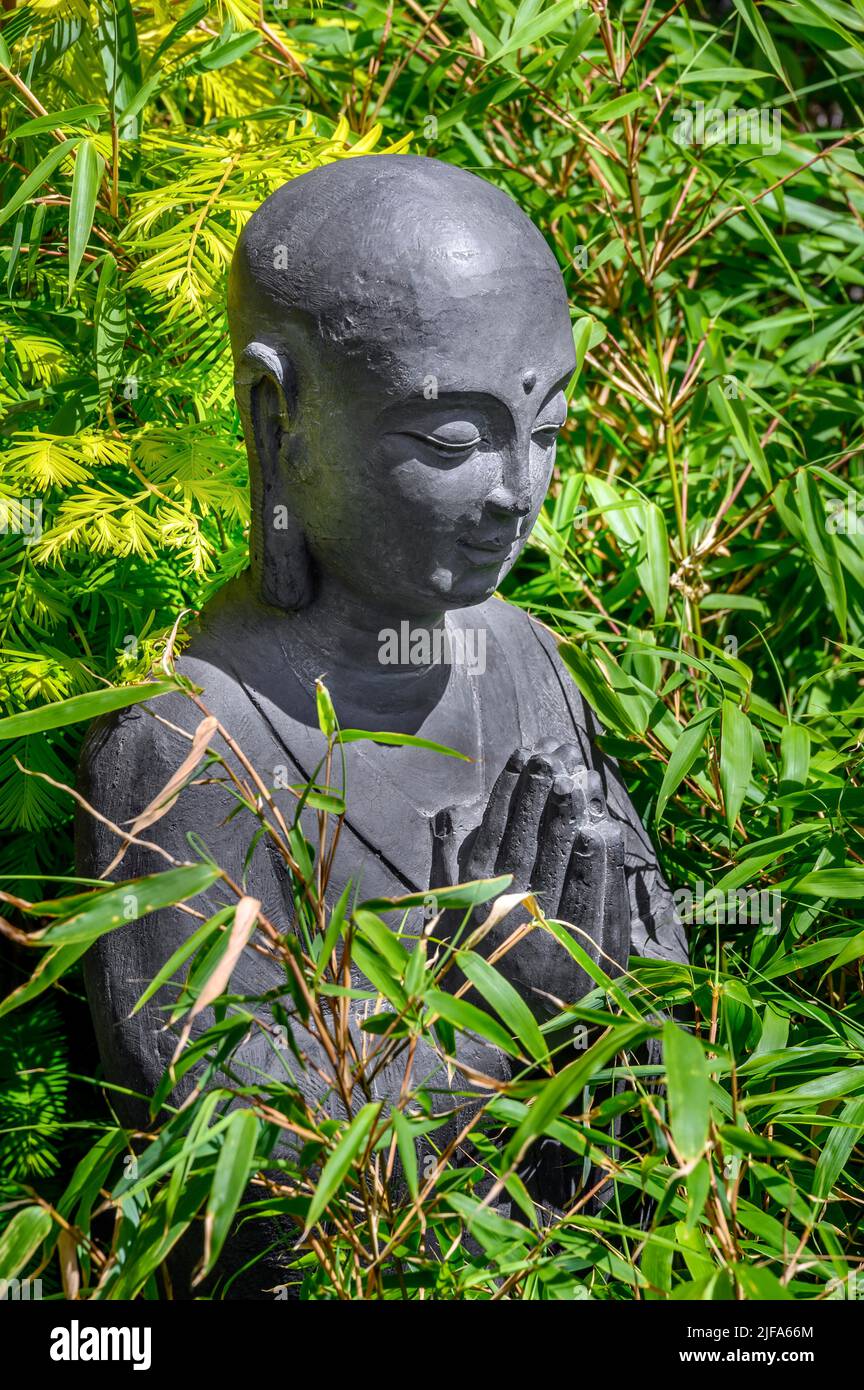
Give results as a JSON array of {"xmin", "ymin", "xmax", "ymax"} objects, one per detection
[{"xmin": 77, "ymin": 583, "xmax": 686, "ymax": 1133}]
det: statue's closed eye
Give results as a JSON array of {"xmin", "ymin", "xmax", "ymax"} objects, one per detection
[
  {"xmin": 532, "ymin": 421, "xmax": 565, "ymax": 447},
  {"xmin": 401, "ymin": 426, "xmax": 484, "ymax": 456},
  {"xmin": 532, "ymin": 390, "xmax": 567, "ymax": 447},
  {"xmin": 394, "ymin": 413, "xmax": 564, "ymax": 458}
]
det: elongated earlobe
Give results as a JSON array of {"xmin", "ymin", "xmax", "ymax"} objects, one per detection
[{"xmin": 235, "ymin": 341, "xmax": 314, "ymax": 611}]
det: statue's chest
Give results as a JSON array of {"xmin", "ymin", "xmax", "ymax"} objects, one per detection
[
  {"xmin": 342, "ymin": 615, "xmax": 579, "ymax": 819},
  {"xmin": 223, "ymin": 619, "xmax": 587, "ymax": 908}
]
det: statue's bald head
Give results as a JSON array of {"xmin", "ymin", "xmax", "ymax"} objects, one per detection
[
  {"xmin": 228, "ymin": 154, "xmax": 567, "ymax": 375},
  {"xmin": 228, "ymin": 155, "xmax": 575, "ymax": 614}
]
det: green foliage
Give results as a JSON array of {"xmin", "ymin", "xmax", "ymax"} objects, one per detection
[
  {"xmin": 0, "ymin": 1000, "xmax": 68, "ymax": 1183},
  {"xmin": 0, "ymin": 0, "xmax": 406, "ymax": 889},
  {"xmin": 0, "ymin": 670, "xmax": 860, "ymax": 1300},
  {"xmin": 0, "ymin": 0, "xmax": 862, "ymax": 1300}
]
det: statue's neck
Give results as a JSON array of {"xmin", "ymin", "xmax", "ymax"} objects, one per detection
[
  {"xmin": 298, "ymin": 573, "xmax": 447, "ymax": 664},
  {"xmin": 285, "ymin": 573, "xmax": 455, "ymax": 726}
]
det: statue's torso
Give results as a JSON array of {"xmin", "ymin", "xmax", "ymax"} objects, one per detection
[{"xmin": 76, "ymin": 585, "xmax": 685, "ymax": 1119}]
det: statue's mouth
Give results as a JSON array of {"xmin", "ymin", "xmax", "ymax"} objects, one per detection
[{"xmin": 458, "ymin": 535, "xmax": 514, "ymax": 567}]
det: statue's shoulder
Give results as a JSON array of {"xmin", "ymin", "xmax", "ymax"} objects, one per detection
[
  {"xmin": 473, "ymin": 595, "xmax": 601, "ymax": 739},
  {"xmin": 76, "ymin": 658, "xmax": 222, "ymax": 812},
  {"xmin": 477, "ymin": 595, "xmax": 559, "ymax": 648},
  {"xmin": 475, "ymin": 595, "xmax": 580, "ymax": 672},
  {"xmin": 78, "ymin": 581, "xmax": 256, "ymax": 816}
]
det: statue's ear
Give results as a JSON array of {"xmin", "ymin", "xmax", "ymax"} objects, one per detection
[
  {"xmin": 234, "ymin": 340, "xmax": 313, "ymax": 611},
  {"xmin": 235, "ymin": 342, "xmax": 294, "ymax": 472}
]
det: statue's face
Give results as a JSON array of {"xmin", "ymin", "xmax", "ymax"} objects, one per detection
[{"xmin": 288, "ymin": 271, "xmax": 575, "ymax": 615}]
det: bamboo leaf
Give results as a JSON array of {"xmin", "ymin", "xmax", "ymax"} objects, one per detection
[
  {"xmin": 485, "ymin": 0, "xmax": 578, "ymax": 64},
  {"xmin": 591, "ymin": 91, "xmax": 645, "ymax": 123},
  {"xmin": 793, "ymin": 868, "xmax": 864, "ymax": 898},
  {"xmin": 315, "ymin": 678, "xmax": 337, "ymax": 739},
  {"xmin": 502, "ymin": 1022, "xmax": 649, "ymax": 1168},
  {"xmin": 730, "ymin": 0, "xmax": 788, "ymax": 85},
  {"xmin": 391, "ymin": 1109, "xmax": 419, "ymax": 1200},
  {"xmin": 305, "ymin": 1103, "xmax": 382, "ymax": 1232},
  {"xmin": 197, "ymin": 1109, "xmax": 260, "ymax": 1281},
  {"xmin": 559, "ymin": 642, "xmax": 641, "ymax": 736},
  {"xmin": 186, "ymin": 895, "xmax": 260, "ymax": 1020},
  {"xmin": 664, "ymin": 1021, "xmax": 710, "ymax": 1163},
  {"xmin": 720, "ymin": 699, "xmax": 752, "ymax": 834},
  {"xmin": 780, "ymin": 723, "xmax": 810, "ymax": 791},
  {"xmin": 0, "ymin": 681, "xmax": 179, "ymax": 739},
  {"xmin": 425, "ymin": 988, "xmax": 524, "ymax": 1059},
  {"xmin": 68, "ymin": 138, "xmax": 102, "ymax": 293},
  {"xmin": 11, "ymin": 105, "xmax": 106, "ymax": 139},
  {"xmin": 813, "ymin": 1097, "xmax": 864, "ymax": 1200},
  {"xmin": 0, "ymin": 1205, "xmax": 53, "ymax": 1278},
  {"xmin": 0, "ymin": 138, "xmax": 81, "ymax": 229},
  {"xmin": 131, "ymin": 906, "xmax": 232, "ymax": 1015},
  {"xmin": 795, "ymin": 470, "xmax": 847, "ymax": 636},
  {"xmin": 96, "ymin": 0, "xmax": 142, "ymax": 138},
  {"xmin": 637, "ymin": 502, "xmax": 669, "ymax": 622},
  {"xmin": 656, "ymin": 707, "xmax": 715, "ymax": 823},
  {"xmin": 458, "ymin": 950, "xmax": 550, "ymax": 1067},
  {"xmin": 360, "ymin": 875, "xmax": 512, "ymax": 915},
  {"xmin": 0, "ymin": 944, "xmax": 91, "ymax": 1020},
  {"xmin": 33, "ymin": 864, "xmax": 221, "ymax": 946},
  {"xmin": 337, "ymin": 729, "xmax": 471, "ymax": 760},
  {"xmin": 94, "ymin": 253, "xmax": 127, "ymax": 397}
]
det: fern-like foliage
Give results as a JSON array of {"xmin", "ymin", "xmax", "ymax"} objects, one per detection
[
  {"xmin": 0, "ymin": 1000, "xmax": 69, "ymax": 1182},
  {"xmin": 0, "ymin": 1, "xmax": 409, "ymax": 893}
]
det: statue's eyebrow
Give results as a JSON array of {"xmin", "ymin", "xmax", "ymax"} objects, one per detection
[
  {"xmin": 533, "ymin": 397, "xmax": 567, "ymax": 425},
  {"xmin": 375, "ymin": 372, "xmax": 573, "ymax": 433},
  {"xmin": 532, "ymin": 383, "xmax": 570, "ymax": 426},
  {"xmin": 374, "ymin": 390, "xmax": 505, "ymax": 428}
]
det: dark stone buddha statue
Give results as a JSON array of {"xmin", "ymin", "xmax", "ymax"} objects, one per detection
[{"xmin": 77, "ymin": 156, "xmax": 685, "ymax": 1274}]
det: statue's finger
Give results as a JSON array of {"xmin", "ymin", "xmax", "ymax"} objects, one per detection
[
  {"xmin": 532, "ymin": 737, "xmax": 569, "ymax": 776},
  {"xmin": 494, "ymin": 752, "xmax": 556, "ymax": 884},
  {"xmin": 532, "ymin": 773, "xmax": 579, "ymax": 914},
  {"xmin": 598, "ymin": 820, "xmax": 630, "ymax": 978},
  {"xmin": 569, "ymin": 768, "xmax": 590, "ymax": 822},
  {"xmin": 547, "ymin": 741, "xmax": 585, "ymax": 779},
  {"xmin": 558, "ymin": 822, "xmax": 607, "ymax": 970},
  {"xmin": 582, "ymin": 768, "xmax": 606, "ymax": 818},
  {"xmin": 427, "ymin": 807, "xmax": 465, "ymax": 941},
  {"xmin": 430, "ymin": 806, "xmax": 460, "ymax": 889},
  {"xmin": 466, "ymin": 747, "xmax": 527, "ymax": 879},
  {"xmin": 559, "ymin": 819, "xmax": 630, "ymax": 982}
]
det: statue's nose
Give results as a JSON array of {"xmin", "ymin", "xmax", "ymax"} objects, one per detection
[
  {"xmin": 486, "ymin": 448, "xmax": 533, "ymax": 520},
  {"xmin": 485, "ymin": 486, "xmax": 530, "ymax": 521}
]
